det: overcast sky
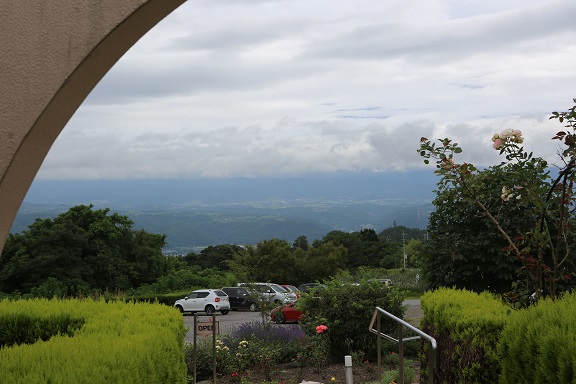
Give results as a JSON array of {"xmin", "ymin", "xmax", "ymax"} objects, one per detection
[{"xmin": 37, "ymin": 0, "xmax": 576, "ymax": 180}]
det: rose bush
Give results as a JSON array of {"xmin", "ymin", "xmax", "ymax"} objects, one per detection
[{"xmin": 418, "ymin": 98, "xmax": 576, "ymax": 303}]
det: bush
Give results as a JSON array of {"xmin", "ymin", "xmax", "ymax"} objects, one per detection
[
  {"xmin": 420, "ymin": 288, "xmax": 510, "ymax": 384},
  {"xmin": 297, "ymin": 277, "xmax": 405, "ymax": 360},
  {"xmin": 0, "ymin": 298, "xmax": 186, "ymax": 383},
  {"xmin": 498, "ymin": 292, "xmax": 576, "ymax": 384}
]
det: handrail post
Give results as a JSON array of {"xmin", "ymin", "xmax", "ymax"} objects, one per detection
[
  {"xmin": 377, "ymin": 312, "xmax": 382, "ymax": 382},
  {"xmin": 398, "ymin": 322, "xmax": 404, "ymax": 384}
]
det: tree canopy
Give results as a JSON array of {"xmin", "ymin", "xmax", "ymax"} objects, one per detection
[
  {"xmin": 419, "ymin": 99, "xmax": 576, "ymax": 301},
  {"xmin": 0, "ymin": 205, "xmax": 168, "ymax": 293}
]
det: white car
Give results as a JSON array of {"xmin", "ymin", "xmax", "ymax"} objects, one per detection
[{"xmin": 174, "ymin": 289, "xmax": 230, "ymax": 315}]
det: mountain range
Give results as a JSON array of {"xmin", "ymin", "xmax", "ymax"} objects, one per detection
[{"xmin": 12, "ymin": 171, "xmax": 439, "ymax": 254}]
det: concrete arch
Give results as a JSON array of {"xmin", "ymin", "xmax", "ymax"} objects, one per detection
[{"xmin": 0, "ymin": 0, "xmax": 186, "ymax": 252}]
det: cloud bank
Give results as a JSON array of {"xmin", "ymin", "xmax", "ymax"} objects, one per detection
[{"xmin": 38, "ymin": 0, "xmax": 576, "ymax": 180}]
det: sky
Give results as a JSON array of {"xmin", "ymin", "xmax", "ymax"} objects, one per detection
[{"xmin": 36, "ymin": 0, "xmax": 576, "ymax": 180}]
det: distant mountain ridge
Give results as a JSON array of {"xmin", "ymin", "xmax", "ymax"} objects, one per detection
[{"xmin": 13, "ymin": 172, "xmax": 438, "ymax": 253}]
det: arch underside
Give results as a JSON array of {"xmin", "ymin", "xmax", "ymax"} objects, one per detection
[{"xmin": 0, "ymin": 0, "xmax": 186, "ymax": 253}]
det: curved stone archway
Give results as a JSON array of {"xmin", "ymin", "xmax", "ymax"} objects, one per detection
[{"xmin": 0, "ymin": 0, "xmax": 186, "ymax": 252}]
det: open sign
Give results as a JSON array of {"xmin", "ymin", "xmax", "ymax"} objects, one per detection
[{"xmin": 196, "ymin": 320, "xmax": 219, "ymax": 337}]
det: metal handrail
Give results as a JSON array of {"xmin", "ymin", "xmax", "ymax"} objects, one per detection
[{"xmin": 369, "ymin": 307, "xmax": 438, "ymax": 384}]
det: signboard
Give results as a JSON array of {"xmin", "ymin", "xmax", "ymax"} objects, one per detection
[{"xmin": 195, "ymin": 320, "xmax": 219, "ymax": 337}]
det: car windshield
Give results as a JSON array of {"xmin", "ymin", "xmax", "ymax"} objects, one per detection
[
  {"xmin": 270, "ymin": 284, "xmax": 287, "ymax": 292},
  {"xmin": 288, "ymin": 285, "xmax": 299, "ymax": 291},
  {"xmin": 214, "ymin": 290, "xmax": 227, "ymax": 296}
]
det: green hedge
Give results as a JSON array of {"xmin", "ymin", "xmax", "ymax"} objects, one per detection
[
  {"xmin": 0, "ymin": 298, "xmax": 186, "ymax": 383},
  {"xmin": 420, "ymin": 288, "xmax": 510, "ymax": 384},
  {"xmin": 498, "ymin": 292, "xmax": 576, "ymax": 384},
  {"xmin": 127, "ymin": 291, "xmax": 188, "ymax": 307}
]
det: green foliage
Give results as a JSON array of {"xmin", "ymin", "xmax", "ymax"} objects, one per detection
[
  {"xmin": 299, "ymin": 241, "xmax": 347, "ymax": 283},
  {"xmin": 0, "ymin": 311, "xmax": 84, "ymax": 348},
  {"xmin": 419, "ymin": 100, "xmax": 576, "ymax": 300},
  {"xmin": 363, "ymin": 363, "xmax": 416, "ymax": 384},
  {"xmin": 0, "ymin": 204, "xmax": 168, "ymax": 293},
  {"xmin": 378, "ymin": 225, "xmax": 427, "ymax": 243},
  {"xmin": 186, "ymin": 322, "xmax": 306, "ymax": 382},
  {"xmin": 231, "ymin": 239, "xmax": 297, "ymax": 283},
  {"xmin": 420, "ymin": 288, "xmax": 510, "ymax": 384},
  {"xmin": 127, "ymin": 266, "xmax": 232, "ymax": 296},
  {"xmin": 0, "ymin": 298, "xmax": 186, "ymax": 383},
  {"xmin": 420, "ymin": 163, "xmax": 548, "ymax": 294},
  {"xmin": 498, "ymin": 292, "xmax": 576, "ymax": 384},
  {"xmin": 335, "ymin": 267, "xmax": 424, "ymax": 295},
  {"xmin": 183, "ymin": 244, "xmax": 244, "ymax": 271},
  {"xmin": 29, "ymin": 277, "xmax": 69, "ymax": 298},
  {"xmin": 297, "ymin": 278, "xmax": 405, "ymax": 359},
  {"xmin": 230, "ymin": 238, "xmax": 347, "ymax": 285}
]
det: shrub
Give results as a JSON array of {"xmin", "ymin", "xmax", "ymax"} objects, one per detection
[
  {"xmin": 297, "ymin": 277, "xmax": 405, "ymax": 360},
  {"xmin": 420, "ymin": 288, "xmax": 510, "ymax": 384},
  {"xmin": 498, "ymin": 292, "xmax": 576, "ymax": 384},
  {"xmin": 0, "ymin": 298, "xmax": 186, "ymax": 383}
]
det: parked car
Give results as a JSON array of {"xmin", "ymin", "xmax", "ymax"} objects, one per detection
[
  {"xmin": 271, "ymin": 303, "xmax": 303, "ymax": 324},
  {"xmin": 367, "ymin": 278, "xmax": 394, "ymax": 287},
  {"xmin": 238, "ymin": 283, "xmax": 298, "ymax": 305},
  {"xmin": 174, "ymin": 289, "xmax": 230, "ymax": 315},
  {"xmin": 297, "ymin": 283, "xmax": 326, "ymax": 293},
  {"xmin": 221, "ymin": 286, "xmax": 259, "ymax": 311},
  {"xmin": 280, "ymin": 284, "xmax": 301, "ymax": 298}
]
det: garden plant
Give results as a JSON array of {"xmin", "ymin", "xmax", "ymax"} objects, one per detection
[{"xmin": 419, "ymin": 99, "xmax": 576, "ymax": 304}]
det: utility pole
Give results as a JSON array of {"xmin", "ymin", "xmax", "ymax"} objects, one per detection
[{"xmin": 402, "ymin": 232, "xmax": 407, "ymax": 269}]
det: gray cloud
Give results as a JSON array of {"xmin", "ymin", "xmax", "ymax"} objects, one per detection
[{"xmin": 37, "ymin": 0, "xmax": 576, "ymax": 180}]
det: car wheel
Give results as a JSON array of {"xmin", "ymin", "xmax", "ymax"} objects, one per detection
[
  {"xmin": 205, "ymin": 305, "xmax": 215, "ymax": 316},
  {"xmin": 249, "ymin": 303, "xmax": 258, "ymax": 312},
  {"xmin": 274, "ymin": 313, "xmax": 286, "ymax": 324},
  {"xmin": 221, "ymin": 310, "xmax": 229, "ymax": 315},
  {"xmin": 176, "ymin": 305, "xmax": 184, "ymax": 314}
]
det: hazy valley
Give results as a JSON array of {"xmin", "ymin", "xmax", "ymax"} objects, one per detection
[{"xmin": 12, "ymin": 173, "xmax": 437, "ymax": 254}]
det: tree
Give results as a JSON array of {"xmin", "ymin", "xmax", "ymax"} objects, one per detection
[
  {"xmin": 292, "ymin": 235, "xmax": 309, "ymax": 251},
  {"xmin": 300, "ymin": 241, "xmax": 347, "ymax": 283},
  {"xmin": 419, "ymin": 165, "xmax": 538, "ymax": 293},
  {"xmin": 405, "ymin": 239, "xmax": 425, "ymax": 268},
  {"xmin": 419, "ymin": 100, "xmax": 576, "ymax": 300},
  {"xmin": 230, "ymin": 238, "xmax": 299, "ymax": 283},
  {"xmin": 0, "ymin": 204, "xmax": 168, "ymax": 293},
  {"xmin": 183, "ymin": 244, "xmax": 243, "ymax": 271}
]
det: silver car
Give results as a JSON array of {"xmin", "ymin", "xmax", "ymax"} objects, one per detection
[
  {"xmin": 174, "ymin": 289, "xmax": 230, "ymax": 315},
  {"xmin": 239, "ymin": 283, "xmax": 298, "ymax": 305}
]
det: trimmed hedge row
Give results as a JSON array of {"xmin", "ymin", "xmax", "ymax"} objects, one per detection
[
  {"xmin": 420, "ymin": 288, "xmax": 511, "ymax": 384},
  {"xmin": 498, "ymin": 293, "xmax": 576, "ymax": 384},
  {"xmin": 421, "ymin": 289, "xmax": 576, "ymax": 384},
  {"xmin": 128, "ymin": 291, "xmax": 187, "ymax": 307},
  {"xmin": 0, "ymin": 298, "xmax": 186, "ymax": 383}
]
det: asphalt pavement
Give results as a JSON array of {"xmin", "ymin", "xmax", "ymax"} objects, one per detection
[{"xmin": 182, "ymin": 300, "xmax": 422, "ymax": 342}]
